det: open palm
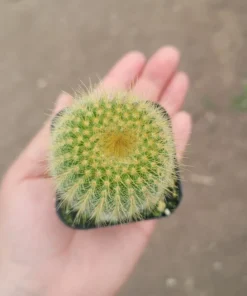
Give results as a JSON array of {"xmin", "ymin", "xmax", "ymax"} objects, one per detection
[{"xmin": 0, "ymin": 47, "xmax": 191, "ymax": 296}]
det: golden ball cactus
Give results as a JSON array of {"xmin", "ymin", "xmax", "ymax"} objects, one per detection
[{"xmin": 49, "ymin": 90, "xmax": 182, "ymax": 229}]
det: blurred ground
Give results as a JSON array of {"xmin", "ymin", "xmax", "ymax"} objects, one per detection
[{"xmin": 1, "ymin": 0, "xmax": 247, "ymax": 295}]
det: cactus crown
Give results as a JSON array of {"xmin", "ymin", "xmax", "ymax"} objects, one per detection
[{"xmin": 49, "ymin": 90, "xmax": 179, "ymax": 228}]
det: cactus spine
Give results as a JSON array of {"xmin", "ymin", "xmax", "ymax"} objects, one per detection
[{"xmin": 49, "ymin": 90, "xmax": 178, "ymax": 227}]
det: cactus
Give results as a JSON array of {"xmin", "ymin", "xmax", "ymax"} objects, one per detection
[{"xmin": 49, "ymin": 90, "xmax": 181, "ymax": 228}]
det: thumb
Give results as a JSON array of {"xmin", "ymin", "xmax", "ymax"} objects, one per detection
[{"xmin": 6, "ymin": 93, "xmax": 73, "ymax": 182}]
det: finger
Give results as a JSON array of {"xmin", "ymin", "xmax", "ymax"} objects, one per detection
[
  {"xmin": 101, "ymin": 51, "xmax": 146, "ymax": 91},
  {"xmin": 171, "ymin": 111, "xmax": 192, "ymax": 160},
  {"xmin": 52, "ymin": 92, "xmax": 73, "ymax": 115},
  {"xmin": 8, "ymin": 93, "xmax": 73, "ymax": 181},
  {"xmin": 159, "ymin": 72, "xmax": 189, "ymax": 117},
  {"xmin": 132, "ymin": 46, "xmax": 180, "ymax": 102}
]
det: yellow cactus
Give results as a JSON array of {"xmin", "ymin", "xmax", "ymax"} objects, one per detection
[{"xmin": 49, "ymin": 90, "xmax": 181, "ymax": 228}]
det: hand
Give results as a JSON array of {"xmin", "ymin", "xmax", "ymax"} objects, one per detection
[{"xmin": 0, "ymin": 46, "xmax": 191, "ymax": 296}]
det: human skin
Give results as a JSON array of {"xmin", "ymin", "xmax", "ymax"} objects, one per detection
[{"xmin": 0, "ymin": 46, "xmax": 191, "ymax": 296}]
